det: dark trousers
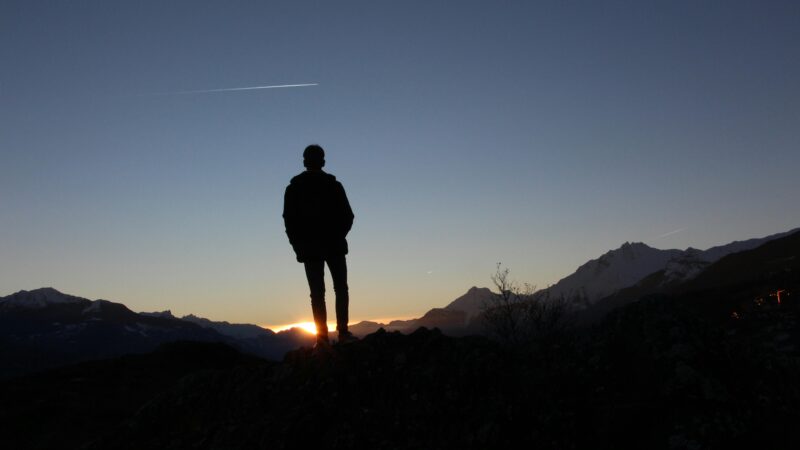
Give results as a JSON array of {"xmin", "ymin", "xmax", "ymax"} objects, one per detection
[{"xmin": 303, "ymin": 254, "xmax": 349, "ymax": 338}]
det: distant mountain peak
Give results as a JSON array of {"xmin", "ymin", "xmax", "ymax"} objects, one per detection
[
  {"xmin": 31, "ymin": 287, "xmax": 62, "ymax": 295},
  {"xmin": 544, "ymin": 243, "xmax": 684, "ymax": 305},
  {"xmin": 141, "ymin": 310, "xmax": 176, "ymax": 319},
  {"xmin": 180, "ymin": 314, "xmax": 273, "ymax": 339},
  {"xmin": 444, "ymin": 286, "xmax": 494, "ymax": 319},
  {"xmin": 618, "ymin": 241, "xmax": 651, "ymax": 249},
  {"xmin": 1, "ymin": 288, "xmax": 88, "ymax": 309},
  {"xmin": 20, "ymin": 287, "xmax": 70, "ymax": 300},
  {"xmin": 542, "ymin": 227, "xmax": 800, "ymax": 308}
]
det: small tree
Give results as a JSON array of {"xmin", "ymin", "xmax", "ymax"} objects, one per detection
[
  {"xmin": 482, "ymin": 264, "xmax": 570, "ymax": 349},
  {"xmin": 481, "ymin": 263, "xmax": 532, "ymax": 346}
]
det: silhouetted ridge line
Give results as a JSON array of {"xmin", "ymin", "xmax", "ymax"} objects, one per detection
[
  {"xmin": 4, "ymin": 312, "xmax": 800, "ymax": 450},
  {"xmin": 0, "ymin": 289, "xmax": 314, "ymax": 379}
]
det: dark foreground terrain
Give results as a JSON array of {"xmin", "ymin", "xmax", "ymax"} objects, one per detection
[{"xmin": 1, "ymin": 290, "xmax": 799, "ymax": 450}]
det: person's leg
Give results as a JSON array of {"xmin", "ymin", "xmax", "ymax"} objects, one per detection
[
  {"xmin": 303, "ymin": 259, "xmax": 328, "ymax": 341},
  {"xmin": 326, "ymin": 254, "xmax": 349, "ymax": 335}
]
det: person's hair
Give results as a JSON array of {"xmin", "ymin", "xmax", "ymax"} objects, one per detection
[{"xmin": 303, "ymin": 144, "xmax": 325, "ymax": 169}]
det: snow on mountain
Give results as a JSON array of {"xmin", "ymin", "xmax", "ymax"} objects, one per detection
[
  {"xmin": 82, "ymin": 301, "xmax": 105, "ymax": 315},
  {"xmin": 661, "ymin": 228, "xmax": 799, "ymax": 285},
  {"xmin": 542, "ymin": 228, "xmax": 799, "ymax": 308},
  {"xmin": 699, "ymin": 228, "xmax": 797, "ymax": 262},
  {"xmin": 661, "ymin": 248, "xmax": 709, "ymax": 284},
  {"xmin": 0, "ymin": 289, "xmax": 315, "ymax": 378},
  {"xmin": 0, "ymin": 287, "xmax": 89, "ymax": 309},
  {"xmin": 542, "ymin": 242, "xmax": 683, "ymax": 306},
  {"xmin": 355, "ymin": 229, "xmax": 799, "ymax": 332}
]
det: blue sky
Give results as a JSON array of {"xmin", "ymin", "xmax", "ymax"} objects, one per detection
[{"xmin": 1, "ymin": 1, "xmax": 798, "ymax": 326}]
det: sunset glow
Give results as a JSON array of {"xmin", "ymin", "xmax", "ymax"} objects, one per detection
[
  {"xmin": 268, "ymin": 321, "xmax": 321, "ymax": 335},
  {"xmin": 265, "ymin": 315, "xmax": 416, "ymax": 335}
]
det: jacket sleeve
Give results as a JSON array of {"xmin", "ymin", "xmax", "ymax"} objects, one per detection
[
  {"xmin": 337, "ymin": 182, "xmax": 354, "ymax": 236},
  {"xmin": 283, "ymin": 185, "xmax": 300, "ymax": 250}
]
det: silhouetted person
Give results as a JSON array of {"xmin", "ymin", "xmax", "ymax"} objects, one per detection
[{"xmin": 283, "ymin": 144, "xmax": 355, "ymax": 346}]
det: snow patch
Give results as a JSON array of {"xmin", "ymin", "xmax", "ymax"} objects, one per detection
[
  {"xmin": 544, "ymin": 242, "xmax": 682, "ymax": 305},
  {"xmin": 0, "ymin": 288, "xmax": 86, "ymax": 309},
  {"xmin": 82, "ymin": 302, "xmax": 104, "ymax": 314},
  {"xmin": 540, "ymin": 228, "xmax": 798, "ymax": 307}
]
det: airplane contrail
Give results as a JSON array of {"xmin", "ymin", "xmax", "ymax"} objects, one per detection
[
  {"xmin": 655, "ymin": 227, "xmax": 687, "ymax": 239},
  {"xmin": 143, "ymin": 83, "xmax": 318, "ymax": 96}
]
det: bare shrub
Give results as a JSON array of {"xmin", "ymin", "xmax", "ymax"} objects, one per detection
[{"xmin": 482, "ymin": 264, "xmax": 570, "ymax": 348}]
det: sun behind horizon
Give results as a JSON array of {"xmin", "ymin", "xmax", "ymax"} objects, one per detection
[{"xmin": 268, "ymin": 321, "xmax": 321, "ymax": 335}]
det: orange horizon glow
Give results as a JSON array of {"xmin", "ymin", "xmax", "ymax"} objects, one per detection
[
  {"xmin": 263, "ymin": 315, "xmax": 417, "ymax": 335},
  {"xmin": 267, "ymin": 321, "xmax": 324, "ymax": 335}
]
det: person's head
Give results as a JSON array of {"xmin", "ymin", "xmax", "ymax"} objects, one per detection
[{"xmin": 303, "ymin": 144, "xmax": 325, "ymax": 170}]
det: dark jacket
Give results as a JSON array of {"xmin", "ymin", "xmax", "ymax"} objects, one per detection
[{"xmin": 283, "ymin": 171, "xmax": 354, "ymax": 262}]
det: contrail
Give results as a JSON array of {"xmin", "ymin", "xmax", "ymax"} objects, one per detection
[
  {"xmin": 655, "ymin": 227, "xmax": 687, "ymax": 239},
  {"xmin": 143, "ymin": 83, "xmax": 318, "ymax": 96}
]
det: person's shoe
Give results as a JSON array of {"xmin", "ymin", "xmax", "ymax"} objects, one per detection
[
  {"xmin": 336, "ymin": 331, "xmax": 358, "ymax": 345},
  {"xmin": 314, "ymin": 334, "xmax": 330, "ymax": 347},
  {"xmin": 312, "ymin": 335, "xmax": 332, "ymax": 355}
]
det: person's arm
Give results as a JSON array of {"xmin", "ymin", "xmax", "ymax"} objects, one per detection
[
  {"xmin": 337, "ymin": 182, "xmax": 354, "ymax": 236},
  {"xmin": 283, "ymin": 185, "xmax": 299, "ymax": 249}
]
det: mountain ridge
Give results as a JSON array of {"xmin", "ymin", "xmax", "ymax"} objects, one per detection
[
  {"xmin": 535, "ymin": 228, "xmax": 798, "ymax": 307},
  {"xmin": 3, "ymin": 227, "xmax": 797, "ymax": 377},
  {"xmin": 0, "ymin": 289, "xmax": 313, "ymax": 379}
]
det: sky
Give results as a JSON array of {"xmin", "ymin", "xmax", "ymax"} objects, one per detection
[{"xmin": 1, "ymin": 1, "xmax": 798, "ymax": 327}]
